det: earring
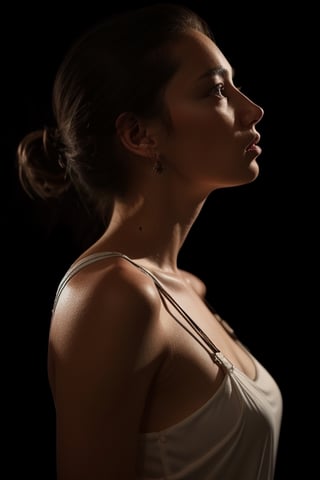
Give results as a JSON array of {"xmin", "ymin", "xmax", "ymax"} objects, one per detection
[{"xmin": 152, "ymin": 154, "xmax": 164, "ymax": 175}]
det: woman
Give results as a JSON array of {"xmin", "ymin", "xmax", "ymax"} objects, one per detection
[{"xmin": 17, "ymin": 3, "xmax": 282, "ymax": 479}]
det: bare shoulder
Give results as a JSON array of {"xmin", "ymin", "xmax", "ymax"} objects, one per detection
[
  {"xmin": 71, "ymin": 254, "xmax": 163, "ymax": 324},
  {"xmin": 180, "ymin": 268, "xmax": 207, "ymax": 298},
  {"xmin": 48, "ymin": 255, "xmax": 164, "ymax": 379}
]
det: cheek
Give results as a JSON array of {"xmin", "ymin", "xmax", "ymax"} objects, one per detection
[
  {"xmin": 170, "ymin": 103, "xmax": 231, "ymax": 142},
  {"xmin": 171, "ymin": 113, "xmax": 231, "ymax": 163}
]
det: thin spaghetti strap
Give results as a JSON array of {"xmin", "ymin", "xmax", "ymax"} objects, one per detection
[
  {"xmin": 52, "ymin": 252, "xmax": 125, "ymax": 312},
  {"xmin": 52, "ymin": 251, "xmax": 222, "ymax": 358}
]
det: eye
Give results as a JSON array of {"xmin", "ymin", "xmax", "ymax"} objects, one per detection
[
  {"xmin": 208, "ymin": 82, "xmax": 242, "ymax": 99},
  {"xmin": 210, "ymin": 83, "xmax": 226, "ymax": 98}
]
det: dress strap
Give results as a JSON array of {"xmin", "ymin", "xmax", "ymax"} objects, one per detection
[
  {"xmin": 52, "ymin": 251, "xmax": 222, "ymax": 357},
  {"xmin": 53, "ymin": 251, "xmax": 164, "ymax": 310}
]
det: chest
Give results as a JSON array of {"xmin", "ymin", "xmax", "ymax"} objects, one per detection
[{"xmin": 140, "ymin": 287, "xmax": 256, "ymax": 433}]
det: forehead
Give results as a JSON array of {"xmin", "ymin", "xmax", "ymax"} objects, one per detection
[{"xmin": 166, "ymin": 29, "xmax": 233, "ymax": 90}]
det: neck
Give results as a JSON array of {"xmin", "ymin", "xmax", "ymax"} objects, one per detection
[{"xmin": 92, "ymin": 189, "xmax": 206, "ymax": 272}]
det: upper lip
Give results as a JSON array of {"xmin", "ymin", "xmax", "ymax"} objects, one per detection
[{"xmin": 246, "ymin": 133, "xmax": 261, "ymax": 150}]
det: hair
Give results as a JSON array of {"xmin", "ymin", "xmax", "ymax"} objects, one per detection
[{"xmin": 17, "ymin": 3, "xmax": 214, "ymax": 225}]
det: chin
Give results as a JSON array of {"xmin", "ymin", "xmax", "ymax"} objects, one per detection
[
  {"xmin": 243, "ymin": 160, "xmax": 260, "ymax": 183},
  {"xmin": 227, "ymin": 169, "xmax": 260, "ymax": 189}
]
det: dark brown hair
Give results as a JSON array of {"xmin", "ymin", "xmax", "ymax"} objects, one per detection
[{"xmin": 17, "ymin": 3, "xmax": 213, "ymax": 223}]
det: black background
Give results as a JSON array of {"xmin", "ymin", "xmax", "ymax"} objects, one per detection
[{"xmin": 4, "ymin": 1, "xmax": 307, "ymax": 478}]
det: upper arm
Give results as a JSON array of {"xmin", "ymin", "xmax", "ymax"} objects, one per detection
[{"xmin": 48, "ymin": 262, "xmax": 164, "ymax": 479}]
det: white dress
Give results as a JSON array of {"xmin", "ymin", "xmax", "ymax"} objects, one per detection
[{"xmin": 53, "ymin": 251, "xmax": 283, "ymax": 480}]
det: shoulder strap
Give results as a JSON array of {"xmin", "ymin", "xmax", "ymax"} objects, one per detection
[
  {"xmin": 52, "ymin": 252, "xmax": 127, "ymax": 312},
  {"xmin": 52, "ymin": 251, "xmax": 221, "ymax": 357},
  {"xmin": 53, "ymin": 251, "xmax": 164, "ymax": 311}
]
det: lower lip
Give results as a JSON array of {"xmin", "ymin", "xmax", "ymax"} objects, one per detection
[{"xmin": 246, "ymin": 145, "xmax": 262, "ymax": 155}]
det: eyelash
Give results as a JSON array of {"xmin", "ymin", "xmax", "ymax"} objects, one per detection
[
  {"xmin": 213, "ymin": 83, "xmax": 226, "ymax": 98},
  {"xmin": 210, "ymin": 83, "xmax": 242, "ymax": 99}
]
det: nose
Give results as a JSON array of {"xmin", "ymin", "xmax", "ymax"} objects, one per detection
[
  {"xmin": 251, "ymin": 102, "xmax": 264, "ymax": 125},
  {"xmin": 239, "ymin": 92, "xmax": 264, "ymax": 127}
]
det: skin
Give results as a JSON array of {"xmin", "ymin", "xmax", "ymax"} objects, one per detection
[{"xmin": 48, "ymin": 29, "xmax": 264, "ymax": 479}]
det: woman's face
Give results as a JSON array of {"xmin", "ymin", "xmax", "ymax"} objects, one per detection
[{"xmin": 158, "ymin": 29, "xmax": 264, "ymax": 192}]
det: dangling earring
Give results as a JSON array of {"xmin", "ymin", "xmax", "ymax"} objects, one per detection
[{"xmin": 152, "ymin": 153, "xmax": 164, "ymax": 174}]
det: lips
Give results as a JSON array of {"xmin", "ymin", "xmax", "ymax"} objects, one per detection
[{"xmin": 246, "ymin": 133, "xmax": 261, "ymax": 151}]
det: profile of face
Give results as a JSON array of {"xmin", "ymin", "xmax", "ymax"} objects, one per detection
[{"xmin": 153, "ymin": 29, "xmax": 264, "ymax": 193}]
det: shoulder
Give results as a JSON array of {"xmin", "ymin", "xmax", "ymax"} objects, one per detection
[
  {"xmin": 180, "ymin": 268, "xmax": 207, "ymax": 298},
  {"xmin": 54, "ymin": 254, "xmax": 161, "ymax": 318},
  {"xmin": 49, "ymin": 255, "xmax": 163, "ymax": 370}
]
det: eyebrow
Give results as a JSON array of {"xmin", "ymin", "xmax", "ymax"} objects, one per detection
[{"xmin": 197, "ymin": 66, "xmax": 235, "ymax": 82}]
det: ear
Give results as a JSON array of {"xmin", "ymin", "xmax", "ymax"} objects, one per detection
[{"xmin": 115, "ymin": 112, "xmax": 156, "ymax": 158}]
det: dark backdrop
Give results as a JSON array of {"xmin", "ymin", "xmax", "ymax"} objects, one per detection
[{"xmin": 4, "ymin": 1, "xmax": 305, "ymax": 478}]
